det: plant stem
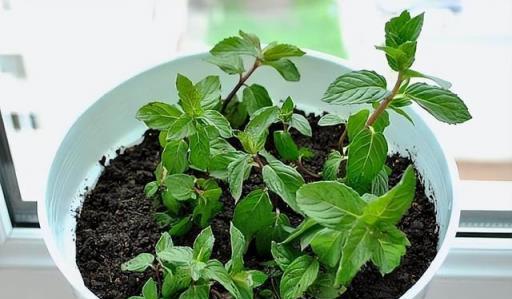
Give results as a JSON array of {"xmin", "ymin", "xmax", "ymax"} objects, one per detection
[
  {"xmin": 211, "ymin": 289, "xmax": 223, "ymax": 299},
  {"xmin": 366, "ymin": 73, "xmax": 403, "ymax": 127},
  {"xmin": 337, "ymin": 73, "xmax": 403, "ymax": 153},
  {"xmin": 154, "ymin": 264, "xmax": 162, "ymax": 294},
  {"xmin": 337, "ymin": 129, "xmax": 347, "ymax": 153},
  {"xmin": 296, "ymin": 158, "xmax": 321, "ymax": 179},
  {"xmin": 221, "ymin": 59, "xmax": 261, "ymax": 112},
  {"xmin": 253, "ymin": 154, "xmax": 265, "ymax": 169}
]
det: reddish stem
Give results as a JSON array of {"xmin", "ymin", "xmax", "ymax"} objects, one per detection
[
  {"xmin": 221, "ymin": 59, "xmax": 261, "ymax": 112},
  {"xmin": 337, "ymin": 73, "xmax": 403, "ymax": 153}
]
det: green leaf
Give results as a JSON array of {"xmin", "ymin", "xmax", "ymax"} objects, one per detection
[
  {"xmin": 176, "ymin": 74, "xmax": 203, "ymax": 117},
  {"xmin": 370, "ymin": 223, "xmax": 409, "ymax": 275},
  {"xmin": 224, "ymin": 95, "xmax": 249, "ymax": 129},
  {"xmin": 279, "ymin": 255, "xmax": 319, "ymax": 299},
  {"xmin": 193, "ymin": 179, "xmax": 223, "ymax": 227},
  {"xmin": 136, "ymin": 102, "xmax": 182, "ymax": 130},
  {"xmin": 229, "ymin": 223, "xmax": 246, "ymax": 274},
  {"xmin": 144, "ymin": 181, "xmax": 159, "ymax": 198},
  {"xmin": 255, "ymin": 213, "xmax": 290, "ymax": 256},
  {"xmin": 373, "ymin": 109, "xmax": 390, "ymax": 133},
  {"xmin": 282, "ymin": 218, "xmax": 322, "ymax": 245},
  {"xmin": 189, "ymin": 126, "xmax": 210, "ymax": 171},
  {"xmin": 239, "ymin": 30, "xmax": 261, "ymax": 49},
  {"xmin": 210, "ymin": 137, "xmax": 237, "ymax": 154},
  {"xmin": 247, "ymin": 270, "xmax": 268, "ymax": 287},
  {"xmin": 210, "ymin": 36, "xmax": 259, "ymax": 57},
  {"xmin": 209, "ymin": 150, "xmax": 245, "ymax": 180},
  {"xmin": 346, "ymin": 127, "xmax": 388, "ymax": 194},
  {"xmin": 405, "ymin": 83, "xmax": 472, "ymax": 124},
  {"xmin": 371, "ymin": 167, "xmax": 390, "ymax": 196},
  {"xmin": 280, "ymin": 97, "xmax": 295, "ymax": 122},
  {"xmin": 193, "ymin": 226, "xmax": 215, "ymax": 262},
  {"xmin": 205, "ymin": 55, "xmax": 245, "ymax": 75},
  {"xmin": 322, "ymin": 150, "xmax": 343, "ymax": 181},
  {"xmin": 156, "ymin": 232, "xmax": 173, "ymax": 254},
  {"xmin": 271, "ymin": 242, "xmax": 298, "ymax": 271},
  {"xmin": 154, "ymin": 212, "xmax": 173, "ymax": 228},
  {"xmin": 161, "ymin": 139, "xmax": 189, "ymax": 174},
  {"xmin": 390, "ymin": 106, "xmax": 415, "ymax": 125},
  {"xmin": 404, "ymin": 69, "xmax": 452, "ymax": 89},
  {"xmin": 168, "ymin": 217, "xmax": 193, "ymax": 237},
  {"xmin": 310, "ymin": 228, "xmax": 344, "ymax": 267},
  {"xmin": 385, "ymin": 11, "xmax": 424, "ymax": 47},
  {"xmin": 376, "ymin": 41, "xmax": 417, "ymax": 72},
  {"xmin": 193, "ymin": 195, "xmax": 222, "ymax": 228},
  {"xmin": 346, "ymin": 109, "xmax": 369, "ymax": 142},
  {"xmin": 162, "ymin": 267, "xmax": 191, "ymax": 297},
  {"xmin": 160, "ymin": 271, "xmax": 174, "ymax": 298},
  {"xmin": 290, "ymin": 113, "xmax": 312, "ymax": 137},
  {"xmin": 383, "ymin": 11, "xmax": 424, "ymax": 71},
  {"xmin": 231, "ymin": 271, "xmax": 255, "ymax": 298},
  {"xmin": 335, "ymin": 221, "xmax": 373, "ymax": 286},
  {"xmin": 162, "ymin": 187, "xmax": 181, "ymax": 214},
  {"xmin": 296, "ymin": 181, "xmax": 365, "ymax": 230},
  {"xmin": 262, "ymin": 159, "xmax": 305, "ymax": 214},
  {"xmin": 308, "ymin": 272, "xmax": 346, "ymax": 299},
  {"xmin": 245, "ymin": 106, "xmax": 280, "ymax": 140},
  {"xmin": 157, "ymin": 246, "xmax": 193, "ymax": 265},
  {"xmin": 365, "ymin": 165, "xmax": 416, "ymax": 225},
  {"xmin": 179, "ymin": 284, "xmax": 210, "ymax": 299},
  {"xmin": 121, "ymin": 253, "xmax": 154, "ymax": 272},
  {"xmin": 203, "ymin": 260, "xmax": 241, "ymax": 298},
  {"xmin": 200, "ymin": 110, "xmax": 233, "ymax": 138},
  {"xmin": 274, "ymin": 130, "xmax": 300, "ymax": 161},
  {"xmin": 262, "ymin": 43, "xmax": 305, "ymax": 61},
  {"xmin": 227, "ymin": 154, "xmax": 253, "ymax": 201},
  {"xmin": 158, "ymin": 131, "xmax": 168, "ymax": 147},
  {"xmin": 167, "ymin": 114, "xmax": 196, "ymax": 140},
  {"xmin": 195, "ymin": 75, "xmax": 221, "ymax": 110},
  {"xmin": 142, "ymin": 278, "xmax": 158, "ymax": 299},
  {"xmin": 233, "ymin": 189, "xmax": 274, "ymax": 240},
  {"xmin": 299, "ymin": 147, "xmax": 315, "ymax": 160},
  {"xmin": 243, "ymin": 84, "xmax": 274, "ymax": 116},
  {"xmin": 318, "ymin": 114, "xmax": 345, "ymax": 127},
  {"xmin": 163, "ymin": 174, "xmax": 195, "ymax": 201},
  {"xmin": 237, "ymin": 130, "xmax": 268, "ymax": 155},
  {"xmin": 263, "ymin": 59, "xmax": 301, "ymax": 81},
  {"xmin": 322, "ymin": 70, "xmax": 390, "ymax": 104},
  {"xmin": 190, "ymin": 261, "xmax": 206, "ymax": 281}
]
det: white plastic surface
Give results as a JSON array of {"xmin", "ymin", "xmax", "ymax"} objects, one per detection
[{"xmin": 39, "ymin": 51, "xmax": 460, "ymax": 299}]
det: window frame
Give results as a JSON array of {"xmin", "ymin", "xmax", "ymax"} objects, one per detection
[{"xmin": 0, "ymin": 110, "xmax": 38, "ymax": 228}]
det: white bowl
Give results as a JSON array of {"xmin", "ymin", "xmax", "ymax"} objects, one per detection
[{"xmin": 39, "ymin": 51, "xmax": 460, "ymax": 299}]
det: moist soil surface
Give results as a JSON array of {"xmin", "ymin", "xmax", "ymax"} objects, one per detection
[{"xmin": 76, "ymin": 111, "xmax": 439, "ymax": 299}]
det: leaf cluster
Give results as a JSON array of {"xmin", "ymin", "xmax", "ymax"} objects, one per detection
[{"xmin": 123, "ymin": 225, "xmax": 267, "ymax": 299}]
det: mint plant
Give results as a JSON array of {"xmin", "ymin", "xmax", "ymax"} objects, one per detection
[
  {"xmin": 207, "ymin": 30, "xmax": 305, "ymax": 125},
  {"xmin": 122, "ymin": 226, "xmax": 267, "ymax": 299},
  {"xmin": 126, "ymin": 11, "xmax": 471, "ymax": 299}
]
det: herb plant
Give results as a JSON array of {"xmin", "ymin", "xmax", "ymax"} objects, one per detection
[
  {"xmin": 126, "ymin": 10, "xmax": 471, "ymax": 299},
  {"xmin": 122, "ymin": 225, "xmax": 267, "ymax": 299}
]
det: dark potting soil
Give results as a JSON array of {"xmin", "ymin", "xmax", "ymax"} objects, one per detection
[{"xmin": 75, "ymin": 111, "xmax": 439, "ymax": 299}]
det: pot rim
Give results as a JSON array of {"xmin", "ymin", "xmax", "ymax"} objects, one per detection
[{"xmin": 39, "ymin": 49, "xmax": 461, "ymax": 299}]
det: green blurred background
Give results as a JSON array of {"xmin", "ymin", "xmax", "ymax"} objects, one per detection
[{"xmin": 203, "ymin": 0, "xmax": 347, "ymax": 57}]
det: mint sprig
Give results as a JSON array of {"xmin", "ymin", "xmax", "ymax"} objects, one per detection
[
  {"xmin": 122, "ymin": 227, "xmax": 267, "ymax": 299},
  {"xmin": 295, "ymin": 166, "xmax": 416, "ymax": 286}
]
